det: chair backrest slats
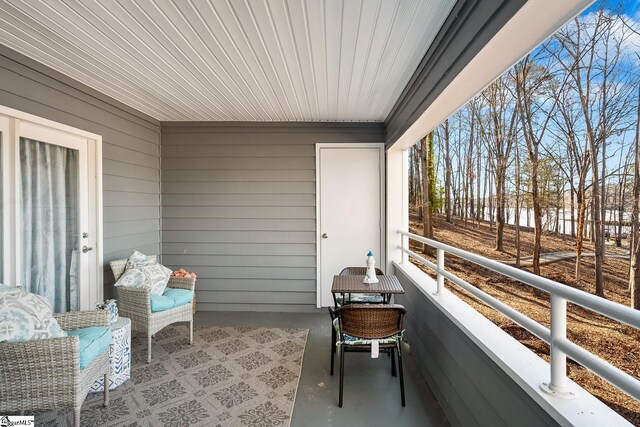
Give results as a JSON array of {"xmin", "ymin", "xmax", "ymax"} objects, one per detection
[{"xmin": 336, "ymin": 304, "xmax": 405, "ymax": 340}]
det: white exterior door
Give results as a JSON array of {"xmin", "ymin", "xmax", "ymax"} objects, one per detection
[
  {"xmin": 316, "ymin": 144, "xmax": 384, "ymax": 307},
  {"xmin": 0, "ymin": 106, "xmax": 102, "ymax": 311}
]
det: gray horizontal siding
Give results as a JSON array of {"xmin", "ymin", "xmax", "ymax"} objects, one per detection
[
  {"xmin": 196, "ymin": 303, "xmax": 320, "ymax": 313},
  {"xmin": 161, "ymin": 122, "xmax": 384, "ymax": 311},
  {"xmin": 162, "ymin": 181, "xmax": 315, "ymax": 194},
  {"xmin": 163, "ymin": 206, "xmax": 315, "ymax": 219},
  {"xmin": 162, "ymin": 157, "xmax": 315, "ymax": 170},
  {"xmin": 394, "ymin": 267, "xmax": 558, "ymax": 427},
  {"xmin": 0, "ymin": 46, "xmax": 161, "ymax": 297},
  {"xmin": 163, "ymin": 194, "xmax": 315, "ymax": 207},
  {"xmin": 162, "ymin": 255, "xmax": 315, "ymax": 268},
  {"xmin": 162, "ymin": 218, "xmax": 315, "ymax": 231},
  {"xmin": 162, "ymin": 169, "xmax": 315, "ymax": 182},
  {"xmin": 195, "ymin": 279, "xmax": 315, "ymax": 292},
  {"xmin": 163, "ymin": 231, "xmax": 315, "ymax": 244},
  {"xmin": 163, "ymin": 243, "xmax": 315, "ymax": 256}
]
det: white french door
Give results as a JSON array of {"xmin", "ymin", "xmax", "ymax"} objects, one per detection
[{"xmin": 0, "ymin": 106, "xmax": 102, "ymax": 311}]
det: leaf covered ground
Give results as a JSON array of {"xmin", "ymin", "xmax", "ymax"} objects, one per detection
[{"xmin": 409, "ymin": 212, "xmax": 640, "ymax": 425}]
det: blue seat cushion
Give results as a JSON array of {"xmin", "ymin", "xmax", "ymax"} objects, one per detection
[
  {"xmin": 150, "ymin": 288, "xmax": 193, "ymax": 313},
  {"xmin": 66, "ymin": 327, "xmax": 111, "ymax": 369}
]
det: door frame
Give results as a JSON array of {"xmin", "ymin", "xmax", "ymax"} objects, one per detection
[
  {"xmin": 0, "ymin": 105, "xmax": 103, "ymax": 309},
  {"xmin": 315, "ymin": 143, "xmax": 386, "ymax": 308}
]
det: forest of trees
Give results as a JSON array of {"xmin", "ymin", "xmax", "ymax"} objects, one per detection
[{"xmin": 409, "ymin": 2, "xmax": 640, "ymax": 309}]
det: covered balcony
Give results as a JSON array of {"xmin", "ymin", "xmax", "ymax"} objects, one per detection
[{"xmin": 0, "ymin": 0, "xmax": 638, "ymax": 426}]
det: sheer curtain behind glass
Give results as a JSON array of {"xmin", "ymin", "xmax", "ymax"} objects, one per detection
[
  {"xmin": 0, "ymin": 135, "xmax": 3, "ymax": 282},
  {"xmin": 20, "ymin": 138, "xmax": 79, "ymax": 312}
]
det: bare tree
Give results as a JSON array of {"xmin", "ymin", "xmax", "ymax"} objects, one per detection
[
  {"xmin": 467, "ymin": 101, "xmax": 478, "ymax": 222},
  {"xmin": 476, "ymin": 76, "xmax": 519, "ymax": 251},
  {"xmin": 514, "ymin": 141, "xmax": 523, "ymax": 266},
  {"xmin": 550, "ymin": 8, "xmax": 636, "ymax": 293},
  {"xmin": 630, "ymin": 83, "xmax": 640, "ymax": 309},
  {"xmin": 545, "ymin": 72, "xmax": 592, "ymax": 279},
  {"xmin": 514, "ymin": 54, "xmax": 555, "ymax": 275}
]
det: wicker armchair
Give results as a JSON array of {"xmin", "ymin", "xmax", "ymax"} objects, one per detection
[
  {"xmin": 0, "ymin": 310, "xmax": 110, "ymax": 426},
  {"xmin": 110, "ymin": 257, "xmax": 194, "ymax": 363},
  {"xmin": 333, "ymin": 304, "xmax": 406, "ymax": 407}
]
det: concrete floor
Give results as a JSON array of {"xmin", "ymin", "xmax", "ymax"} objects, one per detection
[{"xmin": 195, "ymin": 310, "xmax": 449, "ymax": 427}]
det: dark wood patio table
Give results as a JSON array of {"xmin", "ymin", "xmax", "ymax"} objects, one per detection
[{"xmin": 331, "ymin": 274, "xmax": 405, "ymax": 305}]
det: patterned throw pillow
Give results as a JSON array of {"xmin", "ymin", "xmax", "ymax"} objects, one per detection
[
  {"xmin": 126, "ymin": 251, "xmax": 172, "ymax": 285},
  {"xmin": 0, "ymin": 284, "xmax": 67, "ymax": 342},
  {"xmin": 116, "ymin": 252, "xmax": 172, "ymax": 296},
  {"xmin": 125, "ymin": 250, "xmax": 158, "ymax": 269}
]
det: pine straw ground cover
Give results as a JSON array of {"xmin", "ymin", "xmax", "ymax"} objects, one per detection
[{"xmin": 409, "ymin": 212, "xmax": 640, "ymax": 425}]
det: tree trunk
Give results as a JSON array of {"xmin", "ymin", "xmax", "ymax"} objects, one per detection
[
  {"xmin": 515, "ymin": 145, "xmax": 522, "ymax": 266},
  {"xmin": 629, "ymin": 84, "xmax": 640, "ymax": 309},
  {"xmin": 495, "ymin": 172, "xmax": 505, "ymax": 251},
  {"xmin": 617, "ymin": 176, "xmax": 624, "ymax": 248},
  {"xmin": 421, "ymin": 134, "xmax": 434, "ymax": 253},
  {"xmin": 468, "ymin": 111, "xmax": 476, "ymax": 222},
  {"xmin": 477, "ymin": 143, "xmax": 482, "ymax": 223},
  {"xmin": 555, "ymin": 201, "xmax": 560, "ymax": 234},
  {"xmin": 590, "ymin": 131, "xmax": 605, "ymax": 297},
  {"xmin": 482, "ymin": 152, "xmax": 489, "ymax": 223},
  {"xmin": 444, "ymin": 120, "xmax": 452, "ymax": 223},
  {"xmin": 562, "ymin": 188, "xmax": 571, "ymax": 241},
  {"xmin": 576, "ymin": 185, "xmax": 587, "ymax": 282},
  {"xmin": 531, "ymin": 166, "xmax": 542, "ymax": 275},
  {"xmin": 488, "ymin": 161, "xmax": 494, "ymax": 231},
  {"xmin": 570, "ymin": 188, "xmax": 576, "ymax": 238}
]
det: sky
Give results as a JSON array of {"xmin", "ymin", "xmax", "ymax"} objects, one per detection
[{"xmin": 424, "ymin": 0, "xmax": 640, "ymax": 196}]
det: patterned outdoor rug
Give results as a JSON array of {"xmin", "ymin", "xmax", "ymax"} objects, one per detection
[{"xmin": 36, "ymin": 324, "xmax": 308, "ymax": 427}]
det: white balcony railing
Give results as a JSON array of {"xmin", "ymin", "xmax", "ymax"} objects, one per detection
[{"xmin": 399, "ymin": 230, "xmax": 640, "ymax": 401}]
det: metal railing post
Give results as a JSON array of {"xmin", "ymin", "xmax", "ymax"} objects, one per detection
[
  {"xmin": 541, "ymin": 294, "xmax": 575, "ymax": 399},
  {"xmin": 435, "ymin": 248, "xmax": 445, "ymax": 295}
]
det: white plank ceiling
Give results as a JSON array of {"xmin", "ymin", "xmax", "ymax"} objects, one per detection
[{"xmin": 0, "ymin": 0, "xmax": 455, "ymax": 122}]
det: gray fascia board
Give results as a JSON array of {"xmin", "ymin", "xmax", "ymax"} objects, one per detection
[{"xmin": 384, "ymin": 0, "xmax": 527, "ymax": 149}]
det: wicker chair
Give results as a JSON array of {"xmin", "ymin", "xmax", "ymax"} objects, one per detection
[
  {"xmin": 329, "ymin": 267, "xmax": 386, "ymax": 374},
  {"xmin": 110, "ymin": 257, "xmax": 194, "ymax": 363},
  {"xmin": 333, "ymin": 304, "xmax": 406, "ymax": 407},
  {"xmin": 0, "ymin": 310, "xmax": 110, "ymax": 426}
]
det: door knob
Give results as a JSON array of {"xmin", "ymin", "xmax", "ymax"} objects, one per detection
[
  {"xmin": 82, "ymin": 246, "xmax": 94, "ymax": 253},
  {"xmin": 322, "ymin": 233, "xmax": 328, "ymax": 239}
]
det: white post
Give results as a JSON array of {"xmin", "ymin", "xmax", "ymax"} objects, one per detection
[
  {"xmin": 541, "ymin": 294, "xmax": 575, "ymax": 398},
  {"xmin": 386, "ymin": 147, "xmax": 408, "ymax": 271},
  {"xmin": 435, "ymin": 248, "xmax": 445, "ymax": 295}
]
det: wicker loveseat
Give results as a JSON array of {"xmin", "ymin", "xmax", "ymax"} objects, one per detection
[
  {"xmin": 110, "ymin": 257, "xmax": 194, "ymax": 363},
  {"xmin": 0, "ymin": 310, "xmax": 110, "ymax": 426}
]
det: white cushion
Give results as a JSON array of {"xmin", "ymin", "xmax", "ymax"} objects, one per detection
[
  {"xmin": 0, "ymin": 284, "xmax": 67, "ymax": 342},
  {"xmin": 116, "ymin": 251, "xmax": 171, "ymax": 295}
]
